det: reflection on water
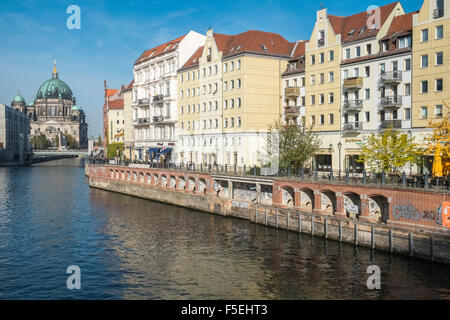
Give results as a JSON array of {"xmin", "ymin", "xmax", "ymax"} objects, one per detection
[{"xmin": 0, "ymin": 158, "xmax": 449, "ymax": 299}]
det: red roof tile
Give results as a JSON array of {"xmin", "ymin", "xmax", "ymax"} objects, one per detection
[
  {"xmin": 381, "ymin": 11, "xmax": 416, "ymax": 40},
  {"xmin": 328, "ymin": 2, "xmax": 400, "ymax": 43},
  {"xmin": 135, "ymin": 34, "xmax": 187, "ymax": 65},
  {"xmin": 180, "ymin": 30, "xmax": 296, "ymax": 70},
  {"xmin": 108, "ymin": 99, "xmax": 124, "ymax": 110},
  {"xmin": 106, "ymin": 89, "xmax": 118, "ymax": 97}
]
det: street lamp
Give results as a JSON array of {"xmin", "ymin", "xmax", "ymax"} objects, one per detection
[{"xmin": 338, "ymin": 141, "xmax": 342, "ymax": 178}]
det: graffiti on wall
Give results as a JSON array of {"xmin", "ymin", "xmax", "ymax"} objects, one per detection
[{"xmin": 392, "ymin": 204, "xmax": 441, "ymax": 224}]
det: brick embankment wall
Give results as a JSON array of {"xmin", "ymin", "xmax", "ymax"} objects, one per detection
[{"xmin": 87, "ymin": 164, "xmax": 450, "ymax": 264}]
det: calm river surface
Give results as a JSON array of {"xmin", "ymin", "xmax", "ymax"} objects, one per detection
[{"xmin": 0, "ymin": 158, "xmax": 449, "ymax": 300}]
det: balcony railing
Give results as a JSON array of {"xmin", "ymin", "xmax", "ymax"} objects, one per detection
[
  {"xmin": 380, "ymin": 120, "xmax": 402, "ymax": 129},
  {"xmin": 343, "ymin": 122, "xmax": 363, "ymax": 133},
  {"xmin": 434, "ymin": 8, "xmax": 444, "ymax": 19},
  {"xmin": 343, "ymin": 77, "xmax": 363, "ymax": 89},
  {"xmin": 153, "ymin": 94, "xmax": 164, "ymax": 102},
  {"xmin": 138, "ymin": 98, "xmax": 150, "ymax": 106},
  {"xmin": 379, "ymin": 95, "xmax": 402, "ymax": 108},
  {"xmin": 152, "ymin": 116, "xmax": 164, "ymax": 123},
  {"xmin": 284, "ymin": 106, "xmax": 301, "ymax": 117},
  {"xmin": 285, "ymin": 87, "xmax": 300, "ymax": 98},
  {"xmin": 343, "ymin": 100, "xmax": 363, "ymax": 111},
  {"xmin": 318, "ymin": 38, "xmax": 325, "ymax": 47},
  {"xmin": 381, "ymin": 71, "xmax": 402, "ymax": 83}
]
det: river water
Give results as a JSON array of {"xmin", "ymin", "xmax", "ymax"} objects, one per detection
[{"xmin": 0, "ymin": 158, "xmax": 449, "ymax": 300}]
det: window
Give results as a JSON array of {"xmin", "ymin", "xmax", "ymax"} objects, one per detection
[
  {"xmin": 237, "ymin": 60, "xmax": 241, "ymax": 70},
  {"xmin": 329, "ymin": 72, "xmax": 334, "ymax": 83},
  {"xmin": 311, "ymin": 95, "xmax": 316, "ymax": 105},
  {"xmin": 224, "ymin": 63, "xmax": 228, "ymax": 72},
  {"xmin": 320, "ymin": 73, "xmax": 325, "ymax": 84},
  {"xmin": 329, "ymin": 92, "xmax": 334, "ymax": 103},
  {"xmin": 421, "ymin": 29, "xmax": 429, "ymax": 42},
  {"xmin": 405, "ymin": 58, "xmax": 411, "ymax": 71},
  {"xmin": 237, "ymin": 79, "xmax": 241, "ymax": 88},
  {"xmin": 320, "ymin": 94, "xmax": 325, "ymax": 104},
  {"xmin": 436, "ymin": 52, "xmax": 443, "ymax": 65},
  {"xmin": 230, "ymin": 117, "xmax": 235, "ymax": 127},
  {"xmin": 405, "ymin": 108, "xmax": 411, "ymax": 121},
  {"xmin": 224, "ymin": 81, "xmax": 228, "ymax": 90},
  {"xmin": 329, "ymin": 114, "xmax": 334, "ymax": 125},
  {"xmin": 343, "ymin": 70, "xmax": 348, "ymax": 79},
  {"xmin": 399, "ymin": 36, "xmax": 411, "ymax": 48},
  {"xmin": 367, "ymin": 44, "xmax": 372, "ymax": 55},
  {"xmin": 224, "ymin": 118, "xmax": 228, "ymax": 128},
  {"xmin": 224, "ymin": 100, "xmax": 228, "ymax": 110},
  {"xmin": 436, "ymin": 105, "xmax": 443, "ymax": 118},
  {"xmin": 421, "ymin": 80, "xmax": 428, "ymax": 93},
  {"xmin": 237, "ymin": 98, "xmax": 241, "ymax": 108},
  {"xmin": 421, "ymin": 107, "xmax": 428, "ymax": 119},
  {"xmin": 380, "ymin": 63, "xmax": 385, "ymax": 75},
  {"xmin": 310, "ymin": 75, "xmax": 315, "ymax": 85},
  {"xmin": 404, "ymin": 83, "xmax": 411, "ymax": 96},
  {"xmin": 365, "ymin": 111, "xmax": 370, "ymax": 122},
  {"xmin": 320, "ymin": 52, "xmax": 325, "ymax": 63},
  {"xmin": 311, "ymin": 54, "xmax": 316, "ymax": 65},
  {"xmin": 329, "ymin": 50, "xmax": 334, "ymax": 61},
  {"xmin": 365, "ymin": 66, "xmax": 370, "ymax": 77},
  {"xmin": 230, "ymin": 80, "xmax": 234, "ymax": 89},
  {"xmin": 436, "ymin": 78, "xmax": 443, "ymax": 91},
  {"xmin": 356, "ymin": 46, "xmax": 361, "ymax": 57},
  {"xmin": 231, "ymin": 99, "xmax": 235, "ymax": 109},
  {"xmin": 345, "ymin": 48, "xmax": 351, "ymax": 59},
  {"xmin": 320, "ymin": 114, "xmax": 325, "ymax": 125},
  {"xmin": 421, "ymin": 55, "xmax": 428, "ymax": 68},
  {"xmin": 354, "ymin": 68, "xmax": 359, "ymax": 77},
  {"xmin": 230, "ymin": 62, "xmax": 234, "ymax": 71},
  {"xmin": 436, "ymin": 25, "xmax": 444, "ymax": 39},
  {"xmin": 365, "ymin": 89, "xmax": 370, "ymax": 100}
]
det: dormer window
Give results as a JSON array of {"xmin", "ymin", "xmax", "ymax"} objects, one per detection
[
  {"xmin": 359, "ymin": 26, "xmax": 367, "ymax": 34},
  {"xmin": 398, "ymin": 36, "xmax": 412, "ymax": 49},
  {"xmin": 261, "ymin": 44, "xmax": 267, "ymax": 51},
  {"xmin": 348, "ymin": 29, "xmax": 355, "ymax": 37}
]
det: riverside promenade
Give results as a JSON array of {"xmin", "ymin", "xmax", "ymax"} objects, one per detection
[{"xmin": 86, "ymin": 164, "xmax": 450, "ymax": 264}]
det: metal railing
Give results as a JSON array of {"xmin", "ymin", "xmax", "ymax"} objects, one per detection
[
  {"xmin": 343, "ymin": 100, "xmax": 363, "ymax": 111},
  {"xmin": 138, "ymin": 98, "xmax": 150, "ymax": 106},
  {"xmin": 87, "ymin": 158, "xmax": 450, "ymax": 191},
  {"xmin": 343, "ymin": 122, "xmax": 363, "ymax": 132},
  {"xmin": 379, "ymin": 95, "xmax": 402, "ymax": 108},
  {"xmin": 380, "ymin": 120, "xmax": 402, "ymax": 129},
  {"xmin": 381, "ymin": 71, "xmax": 402, "ymax": 82},
  {"xmin": 434, "ymin": 8, "xmax": 444, "ymax": 19}
]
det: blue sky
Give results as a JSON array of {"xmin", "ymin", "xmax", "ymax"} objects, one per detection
[{"xmin": 0, "ymin": 0, "xmax": 423, "ymax": 137}]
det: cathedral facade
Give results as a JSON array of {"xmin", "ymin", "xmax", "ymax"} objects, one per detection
[{"xmin": 11, "ymin": 64, "xmax": 88, "ymax": 149}]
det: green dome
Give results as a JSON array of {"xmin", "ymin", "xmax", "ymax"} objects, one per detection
[
  {"xmin": 13, "ymin": 93, "xmax": 26, "ymax": 103},
  {"xmin": 71, "ymin": 105, "xmax": 80, "ymax": 111},
  {"xmin": 36, "ymin": 74, "xmax": 73, "ymax": 101},
  {"xmin": 28, "ymin": 99, "xmax": 35, "ymax": 106}
]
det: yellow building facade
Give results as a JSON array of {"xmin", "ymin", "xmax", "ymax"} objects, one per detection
[{"xmin": 412, "ymin": 0, "xmax": 450, "ymax": 128}]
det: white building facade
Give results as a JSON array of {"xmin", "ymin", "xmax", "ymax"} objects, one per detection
[{"xmin": 132, "ymin": 31, "xmax": 205, "ymax": 162}]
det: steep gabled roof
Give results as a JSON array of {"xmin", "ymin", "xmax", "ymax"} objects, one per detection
[
  {"xmin": 381, "ymin": 11, "xmax": 416, "ymax": 40},
  {"xmin": 180, "ymin": 46, "xmax": 204, "ymax": 70},
  {"xmin": 291, "ymin": 40, "xmax": 308, "ymax": 59},
  {"xmin": 124, "ymin": 80, "xmax": 134, "ymax": 91},
  {"xmin": 328, "ymin": 2, "xmax": 400, "ymax": 43},
  {"xmin": 135, "ymin": 34, "xmax": 187, "ymax": 65}
]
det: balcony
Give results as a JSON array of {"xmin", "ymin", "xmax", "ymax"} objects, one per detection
[
  {"xmin": 379, "ymin": 95, "xmax": 402, "ymax": 108},
  {"xmin": 381, "ymin": 71, "xmax": 402, "ymax": 83},
  {"xmin": 318, "ymin": 38, "xmax": 325, "ymax": 47},
  {"xmin": 284, "ymin": 106, "xmax": 301, "ymax": 117},
  {"xmin": 133, "ymin": 118, "xmax": 150, "ymax": 126},
  {"xmin": 343, "ymin": 122, "xmax": 363, "ymax": 133},
  {"xmin": 152, "ymin": 116, "xmax": 164, "ymax": 123},
  {"xmin": 434, "ymin": 8, "xmax": 444, "ymax": 19},
  {"xmin": 153, "ymin": 94, "xmax": 164, "ymax": 103},
  {"xmin": 285, "ymin": 87, "xmax": 300, "ymax": 98},
  {"xmin": 138, "ymin": 98, "xmax": 150, "ymax": 106},
  {"xmin": 343, "ymin": 100, "xmax": 363, "ymax": 111},
  {"xmin": 380, "ymin": 120, "xmax": 402, "ymax": 129},
  {"xmin": 343, "ymin": 77, "xmax": 363, "ymax": 89}
]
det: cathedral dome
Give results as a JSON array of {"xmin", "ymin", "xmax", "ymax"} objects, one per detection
[
  {"xmin": 36, "ymin": 65, "xmax": 73, "ymax": 101},
  {"xmin": 13, "ymin": 93, "xmax": 26, "ymax": 103},
  {"xmin": 28, "ymin": 99, "xmax": 35, "ymax": 106},
  {"xmin": 71, "ymin": 105, "xmax": 80, "ymax": 111}
]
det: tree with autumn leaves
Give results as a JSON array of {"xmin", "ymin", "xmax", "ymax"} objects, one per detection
[{"xmin": 358, "ymin": 128, "xmax": 421, "ymax": 173}]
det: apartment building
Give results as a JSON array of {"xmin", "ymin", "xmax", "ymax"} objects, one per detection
[
  {"xmin": 412, "ymin": 0, "xmax": 449, "ymax": 132},
  {"xmin": 132, "ymin": 31, "xmax": 205, "ymax": 163},
  {"xmin": 122, "ymin": 81, "xmax": 134, "ymax": 159},
  {"xmin": 177, "ymin": 29, "xmax": 295, "ymax": 166},
  {"xmin": 282, "ymin": 41, "xmax": 308, "ymax": 126},
  {"xmin": 107, "ymin": 94, "xmax": 124, "ymax": 145}
]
